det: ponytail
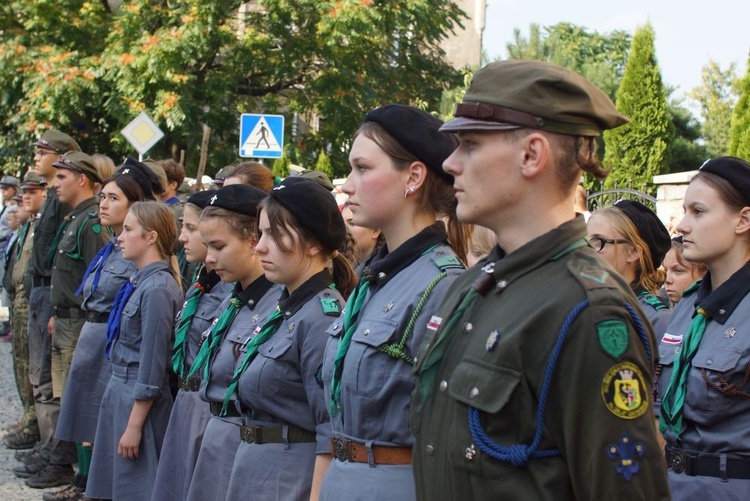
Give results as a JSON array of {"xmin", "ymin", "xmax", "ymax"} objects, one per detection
[
  {"xmin": 168, "ymin": 254, "xmax": 183, "ymax": 292},
  {"xmin": 331, "ymin": 252, "xmax": 357, "ymax": 299}
]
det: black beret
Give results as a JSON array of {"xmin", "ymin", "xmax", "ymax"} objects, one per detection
[
  {"xmin": 364, "ymin": 104, "xmax": 458, "ymax": 182},
  {"xmin": 698, "ymin": 156, "xmax": 750, "ymax": 206},
  {"xmin": 270, "ymin": 176, "xmax": 345, "ymax": 251},
  {"xmin": 614, "ymin": 200, "xmax": 671, "ymax": 270},
  {"xmin": 117, "ymin": 157, "xmax": 165, "ymax": 200},
  {"xmin": 207, "ymin": 184, "xmax": 266, "ymax": 216},
  {"xmin": 186, "ymin": 189, "xmax": 217, "ymax": 210},
  {"xmin": 442, "ymin": 60, "xmax": 628, "ymax": 137}
]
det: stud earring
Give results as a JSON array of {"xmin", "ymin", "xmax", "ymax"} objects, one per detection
[{"xmin": 404, "ymin": 185, "xmax": 416, "ymax": 198}]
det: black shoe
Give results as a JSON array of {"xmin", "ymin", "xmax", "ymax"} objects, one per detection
[
  {"xmin": 3, "ymin": 430, "xmax": 40, "ymax": 449},
  {"xmin": 18, "ymin": 447, "xmax": 45, "ymax": 465},
  {"xmin": 25, "ymin": 463, "xmax": 75, "ymax": 489},
  {"xmin": 42, "ymin": 485, "xmax": 85, "ymax": 501},
  {"xmin": 13, "ymin": 459, "xmax": 48, "ymax": 478}
]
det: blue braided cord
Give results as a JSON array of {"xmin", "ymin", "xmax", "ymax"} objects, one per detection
[
  {"xmin": 623, "ymin": 301, "xmax": 652, "ymax": 365},
  {"xmin": 468, "ymin": 299, "xmax": 590, "ymax": 467}
]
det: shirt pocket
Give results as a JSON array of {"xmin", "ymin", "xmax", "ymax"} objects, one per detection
[
  {"xmin": 116, "ymin": 297, "xmax": 142, "ymax": 354},
  {"xmin": 446, "ymin": 358, "xmax": 522, "ymax": 480},
  {"xmin": 689, "ymin": 344, "xmax": 744, "ymax": 419},
  {"xmin": 254, "ymin": 334, "xmax": 295, "ymax": 397},
  {"xmin": 345, "ymin": 317, "xmax": 399, "ymax": 397},
  {"xmin": 54, "ymin": 231, "xmax": 79, "ymax": 272}
]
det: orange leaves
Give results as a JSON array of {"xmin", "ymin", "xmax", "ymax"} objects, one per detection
[{"xmin": 119, "ymin": 53, "xmax": 136, "ymax": 65}]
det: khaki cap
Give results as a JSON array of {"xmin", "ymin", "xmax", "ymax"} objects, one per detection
[
  {"xmin": 298, "ymin": 169, "xmax": 334, "ymax": 192},
  {"xmin": 52, "ymin": 151, "xmax": 102, "ymax": 183},
  {"xmin": 442, "ymin": 60, "xmax": 628, "ymax": 137},
  {"xmin": 21, "ymin": 171, "xmax": 47, "ymax": 189},
  {"xmin": 33, "ymin": 130, "xmax": 82, "ymax": 153}
]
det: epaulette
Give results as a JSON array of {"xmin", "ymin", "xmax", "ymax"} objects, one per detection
[
  {"xmin": 639, "ymin": 292, "xmax": 669, "ymax": 312},
  {"xmin": 319, "ymin": 288, "xmax": 342, "ymax": 317},
  {"xmin": 430, "ymin": 252, "xmax": 464, "ymax": 273}
]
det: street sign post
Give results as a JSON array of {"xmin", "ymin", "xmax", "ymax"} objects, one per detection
[
  {"xmin": 121, "ymin": 112, "xmax": 164, "ymax": 161},
  {"xmin": 239, "ymin": 114, "xmax": 284, "ymax": 159}
]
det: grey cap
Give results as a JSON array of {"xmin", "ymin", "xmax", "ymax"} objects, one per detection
[{"xmin": 0, "ymin": 175, "xmax": 20, "ymax": 188}]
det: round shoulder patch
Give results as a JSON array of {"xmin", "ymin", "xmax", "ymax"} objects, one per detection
[{"xmin": 600, "ymin": 362, "xmax": 649, "ymax": 420}]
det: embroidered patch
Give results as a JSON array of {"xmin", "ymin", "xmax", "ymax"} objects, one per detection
[
  {"xmin": 320, "ymin": 297, "xmax": 341, "ymax": 317},
  {"xmin": 661, "ymin": 333, "xmax": 683, "ymax": 345},
  {"xmin": 580, "ymin": 270, "xmax": 609, "ymax": 284},
  {"xmin": 427, "ymin": 315, "xmax": 442, "ymax": 331},
  {"xmin": 606, "ymin": 433, "xmax": 644, "ymax": 481},
  {"xmin": 91, "ymin": 223, "xmax": 102, "ymax": 234},
  {"xmin": 597, "ymin": 320, "xmax": 629, "ymax": 360},
  {"xmin": 601, "ymin": 362, "xmax": 648, "ymax": 419},
  {"xmin": 485, "ymin": 330, "xmax": 500, "ymax": 352}
]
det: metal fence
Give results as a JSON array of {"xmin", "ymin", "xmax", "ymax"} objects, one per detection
[{"xmin": 586, "ymin": 182, "xmax": 656, "ymax": 212}]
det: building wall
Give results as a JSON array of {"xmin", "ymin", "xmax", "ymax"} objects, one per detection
[{"xmin": 441, "ymin": 0, "xmax": 486, "ymax": 69}]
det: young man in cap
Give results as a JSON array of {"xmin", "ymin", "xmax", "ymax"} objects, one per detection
[
  {"xmin": 411, "ymin": 60, "xmax": 671, "ymax": 500},
  {"xmin": 12, "ymin": 130, "xmax": 78, "ymax": 481},
  {"xmin": 33, "ymin": 151, "xmax": 107, "ymax": 496},
  {"xmin": 4, "ymin": 173, "xmax": 46, "ymax": 455}
]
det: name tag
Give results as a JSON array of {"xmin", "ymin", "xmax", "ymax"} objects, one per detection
[
  {"xmin": 427, "ymin": 315, "xmax": 442, "ymax": 331},
  {"xmin": 661, "ymin": 333, "xmax": 683, "ymax": 345}
]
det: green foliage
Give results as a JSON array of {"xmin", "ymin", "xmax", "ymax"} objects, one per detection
[
  {"xmin": 0, "ymin": 0, "xmax": 464, "ymax": 175},
  {"xmin": 690, "ymin": 60, "xmax": 738, "ymax": 157},
  {"xmin": 667, "ymin": 90, "xmax": 708, "ymax": 172},
  {"xmin": 603, "ymin": 23, "xmax": 671, "ymax": 193},
  {"xmin": 314, "ymin": 150, "xmax": 334, "ymax": 179},
  {"xmin": 271, "ymin": 155, "xmax": 290, "ymax": 178},
  {"xmin": 505, "ymin": 22, "xmax": 631, "ymax": 100},
  {"xmin": 729, "ymin": 53, "xmax": 750, "ymax": 160}
]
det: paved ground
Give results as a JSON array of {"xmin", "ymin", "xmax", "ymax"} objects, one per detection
[{"xmin": 0, "ymin": 339, "xmax": 48, "ymax": 500}]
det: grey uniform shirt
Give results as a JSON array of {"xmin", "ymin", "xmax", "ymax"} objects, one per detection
[
  {"xmin": 657, "ymin": 266, "xmax": 750, "ymax": 454},
  {"xmin": 323, "ymin": 223, "xmax": 464, "ymax": 446},
  {"xmin": 110, "ymin": 260, "xmax": 182, "ymax": 400},
  {"xmin": 81, "ymin": 237, "xmax": 136, "ymax": 314},
  {"xmin": 200, "ymin": 276, "xmax": 281, "ymax": 405},
  {"xmin": 237, "ymin": 270, "xmax": 342, "ymax": 453}
]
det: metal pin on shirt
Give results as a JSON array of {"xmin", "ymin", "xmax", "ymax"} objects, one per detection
[
  {"xmin": 724, "ymin": 327, "xmax": 736, "ymax": 339},
  {"xmin": 486, "ymin": 330, "xmax": 500, "ymax": 351}
]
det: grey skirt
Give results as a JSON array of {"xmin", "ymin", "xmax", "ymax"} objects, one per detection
[
  {"xmin": 320, "ymin": 458, "xmax": 416, "ymax": 501},
  {"xmin": 185, "ymin": 414, "xmax": 242, "ymax": 501}
]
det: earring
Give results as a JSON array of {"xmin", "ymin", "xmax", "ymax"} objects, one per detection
[{"xmin": 404, "ymin": 185, "xmax": 415, "ymax": 198}]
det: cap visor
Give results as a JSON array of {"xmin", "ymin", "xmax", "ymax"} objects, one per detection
[{"xmin": 440, "ymin": 116, "xmax": 523, "ymax": 133}]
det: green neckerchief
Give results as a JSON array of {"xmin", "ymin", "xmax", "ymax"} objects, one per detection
[
  {"xmin": 15, "ymin": 220, "xmax": 31, "ymax": 259},
  {"xmin": 46, "ymin": 215, "xmax": 70, "ymax": 266},
  {"xmin": 220, "ymin": 307, "xmax": 284, "ymax": 416},
  {"xmin": 188, "ymin": 296, "xmax": 243, "ymax": 380},
  {"xmin": 659, "ymin": 305, "xmax": 710, "ymax": 440},
  {"xmin": 171, "ymin": 282, "xmax": 208, "ymax": 379},
  {"xmin": 329, "ymin": 274, "xmax": 371, "ymax": 416}
]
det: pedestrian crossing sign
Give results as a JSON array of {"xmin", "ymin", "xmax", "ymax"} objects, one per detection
[{"xmin": 239, "ymin": 114, "xmax": 284, "ymax": 159}]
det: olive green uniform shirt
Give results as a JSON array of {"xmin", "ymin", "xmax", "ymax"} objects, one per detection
[
  {"xmin": 29, "ymin": 187, "xmax": 71, "ymax": 279},
  {"xmin": 50, "ymin": 197, "xmax": 106, "ymax": 309},
  {"xmin": 412, "ymin": 217, "xmax": 671, "ymax": 501}
]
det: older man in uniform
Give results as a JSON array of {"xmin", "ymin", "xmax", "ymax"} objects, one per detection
[
  {"xmin": 411, "ymin": 60, "xmax": 671, "ymax": 500},
  {"xmin": 12, "ymin": 131, "xmax": 79, "ymax": 487}
]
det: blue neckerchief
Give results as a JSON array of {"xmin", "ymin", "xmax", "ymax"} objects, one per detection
[
  {"xmin": 76, "ymin": 240, "xmax": 115, "ymax": 297},
  {"xmin": 105, "ymin": 278, "xmax": 135, "ymax": 360}
]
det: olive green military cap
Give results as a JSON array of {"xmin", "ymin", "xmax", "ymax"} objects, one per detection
[
  {"xmin": 21, "ymin": 171, "xmax": 47, "ymax": 189},
  {"xmin": 298, "ymin": 169, "xmax": 335, "ymax": 192},
  {"xmin": 214, "ymin": 165, "xmax": 234, "ymax": 185},
  {"xmin": 142, "ymin": 158, "xmax": 169, "ymax": 192},
  {"xmin": 0, "ymin": 175, "xmax": 19, "ymax": 188},
  {"xmin": 52, "ymin": 151, "xmax": 102, "ymax": 183},
  {"xmin": 32, "ymin": 130, "xmax": 82, "ymax": 153},
  {"xmin": 442, "ymin": 60, "xmax": 628, "ymax": 137}
]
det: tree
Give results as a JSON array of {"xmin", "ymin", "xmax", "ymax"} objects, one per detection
[
  {"xmin": 0, "ymin": 0, "xmax": 465, "ymax": 176},
  {"xmin": 690, "ymin": 60, "xmax": 738, "ymax": 157},
  {"xmin": 667, "ymin": 90, "xmax": 709, "ymax": 172},
  {"xmin": 729, "ymin": 53, "xmax": 750, "ymax": 159},
  {"xmin": 314, "ymin": 150, "xmax": 334, "ymax": 179},
  {"xmin": 603, "ymin": 23, "xmax": 671, "ymax": 192}
]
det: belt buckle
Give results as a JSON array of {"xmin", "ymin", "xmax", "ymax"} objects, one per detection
[
  {"xmin": 240, "ymin": 424, "xmax": 253, "ymax": 443},
  {"xmin": 667, "ymin": 448, "xmax": 686, "ymax": 474},
  {"xmin": 188, "ymin": 377, "xmax": 200, "ymax": 392},
  {"xmin": 210, "ymin": 401, "xmax": 220, "ymax": 416},
  {"xmin": 333, "ymin": 437, "xmax": 349, "ymax": 462}
]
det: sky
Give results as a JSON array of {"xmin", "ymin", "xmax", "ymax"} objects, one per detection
[{"xmin": 482, "ymin": 0, "xmax": 750, "ymax": 104}]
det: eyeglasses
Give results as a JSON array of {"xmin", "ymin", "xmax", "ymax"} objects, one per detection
[
  {"xmin": 587, "ymin": 237, "xmax": 630, "ymax": 252},
  {"xmin": 34, "ymin": 149, "xmax": 56, "ymax": 157}
]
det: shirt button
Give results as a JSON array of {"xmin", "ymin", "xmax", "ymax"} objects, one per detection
[
  {"xmin": 424, "ymin": 445, "xmax": 434, "ymax": 456},
  {"xmin": 470, "ymin": 387, "xmax": 479, "ymax": 398},
  {"xmin": 378, "ymin": 272, "xmax": 386, "ymax": 280},
  {"xmin": 464, "ymin": 323, "xmax": 473, "ymax": 333},
  {"xmin": 363, "ymin": 329, "xmax": 370, "ymax": 336},
  {"xmin": 497, "ymin": 279, "xmax": 508, "ymax": 289},
  {"xmin": 719, "ymin": 309, "xmax": 726, "ymax": 316},
  {"xmin": 706, "ymin": 359, "xmax": 713, "ymax": 365},
  {"xmin": 439, "ymin": 380, "xmax": 448, "ymax": 392}
]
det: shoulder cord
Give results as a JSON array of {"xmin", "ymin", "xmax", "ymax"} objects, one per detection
[
  {"xmin": 468, "ymin": 298, "xmax": 652, "ymax": 467},
  {"xmin": 379, "ymin": 272, "xmax": 447, "ymax": 365}
]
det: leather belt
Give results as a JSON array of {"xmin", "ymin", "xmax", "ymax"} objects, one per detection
[
  {"xmin": 330, "ymin": 436, "xmax": 412, "ymax": 465},
  {"xmin": 52, "ymin": 307, "xmax": 85, "ymax": 319},
  {"xmin": 178, "ymin": 376, "xmax": 201, "ymax": 392},
  {"xmin": 665, "ymin": 445, "xmax": 750, "ymax": 479},
  {"xmin": 209, "ymin": 401, "xmax": 240, "ymax": 417},
  {"xmin": 85, "ymin": 311, "xmax": 110, "ymax": 324},
  {"xmin": 32, "ymin": 277, "xmax": 51, "ymax": 287},
  {"xmin": 239, "ymin": 423, "xmax": 315, "ymax": 445}
]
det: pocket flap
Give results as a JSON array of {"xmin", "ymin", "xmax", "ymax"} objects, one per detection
[
  {"xmin": 257, "ymin": 335, "xmax": 294, "ymax": 360},
  {"xmin": 692, "ymin": 345, "xmax": 743, "ymax": 372},
  {"xmin": 449, "ymin": 358, "xmax": 521, "ymax": 413},
  {"xmin": 351, "ymin": 317, "xmax": 399, "ymax": 348}
]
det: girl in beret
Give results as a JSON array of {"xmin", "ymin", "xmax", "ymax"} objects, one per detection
[
  {"xmin": 587, "ymin": 200, "xmax": 672, "ymax": 337},
  {"xmin": 55, "ymin": 165, "xmax": 159, "ymax": 497},
  {"xmin": 320, "ymin": 104, "xmax": 468, "ymax": 500},
  {"xmin": 224, "ymin": 176, "xmax": 356, "ymax": 500},
  {"xmin": 184, "ymin": 184, "xmax": 282, "ymax": 501},
  {"xmin": 86, "ymin": 201, "xmax": 183, "ymax": 500},
  {"xmin": 663, "ymin": 236, "xmax": 706, "ymax": 307},
  {"xmin": 657, "ymin": 156, "xmax": 750, "ymax": 499},
  {"xmin": 151, "ymin": 190, "xmax": 233, "ymax": 501}
]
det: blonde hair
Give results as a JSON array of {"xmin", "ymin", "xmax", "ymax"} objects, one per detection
[
  {"xmin": 671, "ymin": 239, "xmax": 708, "ymax": 278},
  {"xmin": 595, "ymin": 206, "xmax": 666, "ymax": 294},
  {"xmin": 129, "ymin": 201, "xmax": 182, "ymax": 290}
]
